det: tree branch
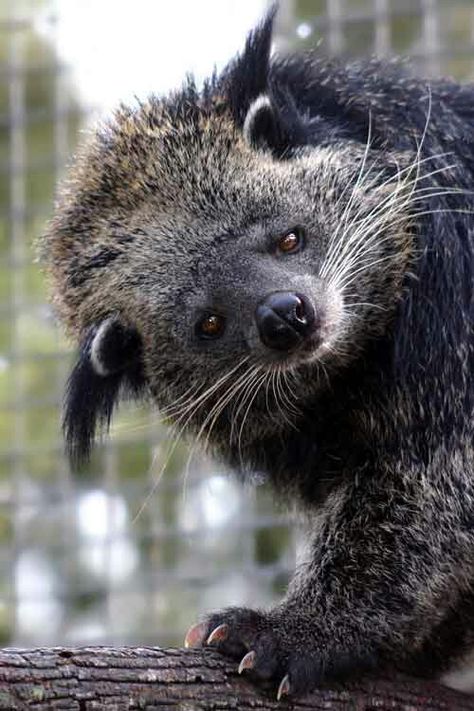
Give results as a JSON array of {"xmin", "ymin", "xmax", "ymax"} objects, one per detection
[{"xmin": 0, "ymin": 646, "xmax": 472, "ymax": 710}]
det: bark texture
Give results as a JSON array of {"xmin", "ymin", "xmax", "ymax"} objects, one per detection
[{"xmin": 0, "ymin": 646, "xmax": 472, "ymax": 710}]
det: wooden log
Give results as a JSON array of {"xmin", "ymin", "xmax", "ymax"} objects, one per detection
[{"xmin": 0, "ymin": 646, "xmax": 472, "ymax": 710}]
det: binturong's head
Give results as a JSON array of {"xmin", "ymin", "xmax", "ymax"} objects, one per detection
[{"xmin": 41, "ymin": 9, "xmax": 414, "ymax": 468}]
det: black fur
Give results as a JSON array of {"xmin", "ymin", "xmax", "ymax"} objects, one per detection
[
  {"xmin": 63, "ymin": 324, "xmax": 145, "ymax": 466},
  {"xmin": 226, "ymin": 6, "xmax": 276, "ymax": 126}
]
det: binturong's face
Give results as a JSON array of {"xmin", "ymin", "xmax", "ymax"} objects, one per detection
[{"xmin": 41, "ymin": 15, "xmax": 414, "ymax": 466}]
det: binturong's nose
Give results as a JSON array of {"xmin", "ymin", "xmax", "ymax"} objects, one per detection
[{"xmin": 255, "ymin": 292, "xmax": 316, "ymax": 351}]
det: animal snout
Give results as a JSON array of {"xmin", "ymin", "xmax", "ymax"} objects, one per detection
[{"xmin": 255, "ymin": 292, "xmax": 317, "ymax": 351}]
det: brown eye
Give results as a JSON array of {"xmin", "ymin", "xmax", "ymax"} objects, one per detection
[
  {"xmin": 197, "ymin": 314, "xmax": 226, "ymax": 339},
  {"xmin": 277, "ymin": 228, "xmax": 304, "ymax": 254}
]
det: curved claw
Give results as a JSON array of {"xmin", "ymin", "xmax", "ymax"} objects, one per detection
[
  {"xmin": 184, "ymin": 621, "xmax": 208, "ymax": 649},
  {"xmin": 206, "ymin": 623, "xmax": 229, "ymax": 646},
  {"xmin": 276, "ymin": 674, "xmax": 291, "ymax": 701},
  {"xmin": 238, "ymin": 650, "xmax": 256, "ymax": 674}
]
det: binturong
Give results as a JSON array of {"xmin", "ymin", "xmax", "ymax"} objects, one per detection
[{"xmin": 40, "ymin": 6, "xmax": 474, "ymax": 701}]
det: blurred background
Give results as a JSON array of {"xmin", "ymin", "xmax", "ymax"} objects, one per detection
[{"xmin": 1, "ymin": 0, "xmax": 474, "ymax": 648}]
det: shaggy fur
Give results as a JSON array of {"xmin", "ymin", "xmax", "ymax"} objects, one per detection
[{"xmin": 41, "ymin": 8, "xmax": 474, "ymax": 699}]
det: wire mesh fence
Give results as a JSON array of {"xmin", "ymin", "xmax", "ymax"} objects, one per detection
[{"xmin": 0, "ymin": 0, "xmax": 473, "ymax": 648}]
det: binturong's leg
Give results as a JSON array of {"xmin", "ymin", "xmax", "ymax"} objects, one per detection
[{"xmin": 185, "ymin": 453, "xmax": 474, "ymax": 699}]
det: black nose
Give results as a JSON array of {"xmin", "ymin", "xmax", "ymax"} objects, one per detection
[{"xmin": 255, "ymin": 292, "xmax": 316, "ymax": 351}]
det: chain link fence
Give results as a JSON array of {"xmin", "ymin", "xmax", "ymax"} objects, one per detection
[{"xmin": 0, "ymin": 0, "xmax": 473, "ymax": 648}]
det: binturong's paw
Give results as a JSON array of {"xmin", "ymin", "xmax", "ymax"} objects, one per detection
[{"xmin": 184, "ymin": 606, "xmax": 328, "ymax": 701}]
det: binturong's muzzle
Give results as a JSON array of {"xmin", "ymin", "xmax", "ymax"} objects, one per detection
[{"xmin": 255, "ymin": 291, "xmax": 317, "ymax": 352}]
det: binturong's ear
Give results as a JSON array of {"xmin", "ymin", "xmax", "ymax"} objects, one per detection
[
  {"xmin": 243, "ymin": 95, "xmax": 279, "ymax": 149},
  {"xmin": 242, "ymin": 89, "xmax": 309, "ymax": 156},
  {"xmin": 227, "ymin": 5, "xmax": 309, "ymax": 157},
  {"xmin": 63, "ymin": 317, "xmax": 145, "ymax": 468}
]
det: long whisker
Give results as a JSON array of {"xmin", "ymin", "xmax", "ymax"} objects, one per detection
[
  {"xmin": 276, "ymin": 367, "xmax": 301, "ymax": 418},
  {"xmin": 282, "ymin": 368, "xmax": 302, "ymax": 418},
  {"xmin": 180, "ymin": 360, "xmax": 261, "ymax": 499},
  {"xmin": 335, "ymin": 206, "xmax": 473, "ymax": 292},
  {"xmin": 320, "ymin": 102, "xmax": 462, "ymax": 284},
  {"xmin": 324, "ymin": 170, "xmax": 466, "ymax": 287},
  {"xmin": 327, "ymin": 187, "xmax": 472, "ymax": 290},
  {"xmin": 272, "ymin": 368, "xmax": 297, "ymax": 427},
  {"xmin": 230, "ymin": 365, "xmax": 264, "ymax": 444},
  {"xmin": 132, "ymin": 357, "xmax": 250, "ymax": 521},
  {"xmin": 236, "ymin": 369, "xmax": 268, "ymax": 463},
  {"xmin": 170, "ymin": 356, "xmax": 250, "ymax": 424}
]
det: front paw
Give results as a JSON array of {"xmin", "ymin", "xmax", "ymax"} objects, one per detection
[{"xmin": 184, "ymin": 606, "xmax": 325, "ymax": 700}]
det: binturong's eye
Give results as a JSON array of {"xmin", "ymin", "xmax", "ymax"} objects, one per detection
[
  {"xmin": 196, "ymin": 313, "xmax": 226, "ymax": 340},
  {"xmin": 276, "ymin": 228, "xmax": 305, "ymax": 255}
]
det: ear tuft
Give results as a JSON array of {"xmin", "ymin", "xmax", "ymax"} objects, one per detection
[
  {"xmin": 226, "ymin": 5, "xmax": 312, "ymax": 157},
  {"xmin": 63, "ymin": 320, "xmax": 145, "ymax": 468},
  {"xmin": 226, "ymin": 5, "xmax": 277, "ymax": 126}
]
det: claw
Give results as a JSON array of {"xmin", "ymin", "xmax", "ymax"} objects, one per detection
[
  {"xmin": 276, "ymin": 674, "xmax": 291, "ymax": 701},
  {"xmin": 184, "ymin": 621, "xmax": 208, "ymax": 649},
  {"xmin": 206, "ymin": 623, "xmax": 229, "ymax": 646},
  {"xmin": 238, "ymin": 650, "xmax": 256, "ymax": 674}
]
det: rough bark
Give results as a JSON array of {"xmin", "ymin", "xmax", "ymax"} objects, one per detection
[{"xmin": 0, "ymin": 646, "xmax": 472, "ymax": 710}]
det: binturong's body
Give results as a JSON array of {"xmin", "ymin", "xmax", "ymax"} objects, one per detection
[{"xmin": 41, "ymin": 9, "xmax": 474, "ymax": 701}]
